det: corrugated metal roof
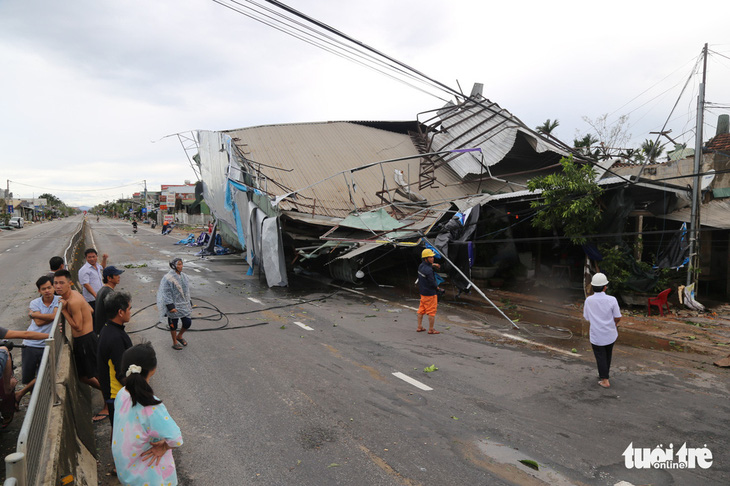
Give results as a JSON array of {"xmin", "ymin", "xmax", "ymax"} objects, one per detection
[
  {"xmin": 224, "ymin": 121, "xmax": 481, "ymax": 219},
  {"xmin": 660, "ymin": 199, "xmax": 730, "ymax": 229},
  {"xmin": 429, "ymin": 97, "xmax": 569, "ymax": 179}
]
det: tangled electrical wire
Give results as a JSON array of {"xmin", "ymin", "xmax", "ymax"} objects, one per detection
[{"xmin": 127, "ymin": 290, "xmax": 340, "ymax": 335}]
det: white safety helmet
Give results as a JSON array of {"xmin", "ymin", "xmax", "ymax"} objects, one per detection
[{"xmin": 591, "ymin": 273, "xmax": 609, "ymax": 287}]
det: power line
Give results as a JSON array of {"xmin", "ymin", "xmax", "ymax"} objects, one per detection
[
  {"xmin": 210, "ymin": 0, "xmax": 452, "ymax": 102},
  {"xmin": 9, "ymin": 180, "xmax": 145, "ymax": 193}
]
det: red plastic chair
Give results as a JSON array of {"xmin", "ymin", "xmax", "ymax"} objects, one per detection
[{"xmin": 647, "ymin": 289, "xmax": 672, "ymax": 316}]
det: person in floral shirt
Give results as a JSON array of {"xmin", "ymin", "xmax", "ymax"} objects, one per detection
[{"xmin": 112, "ymin": 343, "xmax": 183, "ymax": 485}]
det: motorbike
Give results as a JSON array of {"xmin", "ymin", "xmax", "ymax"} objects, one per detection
[{"xmin": 132, "ymin": 221, "xmax": 138, "ymax": 234}]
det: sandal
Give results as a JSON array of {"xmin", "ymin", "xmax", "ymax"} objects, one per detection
[
  {"xmin": 428, "ymin": 330, "xmax": 440, "ymax": 334},
  {"xmin": 177, "ymin": 337, "xmax": 188, "ymax": 346},
  {"xmin": 92, "ymin": 411, "xmax": 109, "ymax": 423},
  {"xmin": 172, "ymin": 343, "xmax": 183, "ymax": 350},
  {"xmin": 416, "ymin": 328, "xmax": 426, "ymax": 332}
]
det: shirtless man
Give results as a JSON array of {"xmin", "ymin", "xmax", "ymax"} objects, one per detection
[{"xmin": 54, "ymin": 270, "xmax": 101, "ymax": 391}]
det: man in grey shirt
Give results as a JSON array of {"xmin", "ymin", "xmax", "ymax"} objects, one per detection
[{"xmin": 77, "ymin": 248, "xmax": 108, "ymax": 312}]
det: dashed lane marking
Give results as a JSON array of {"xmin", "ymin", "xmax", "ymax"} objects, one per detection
[
  {"xmin": 192, "ymin": 268, "xmax": 201, "ymax": 273},
  {"xmin": 293, "ymin": 321, "xmax": 313, "ymax": 331},
  {"xmin": 215, "ymin": 280, "xmax": 226, "ymax": 285},
  {"xmin": 402, "ymin": 305, "xmax": 419, "ymax": 311},
  {"xmin": 247, "ymin": 297, "xmax": 263, "ymax": 305},
  {"xmin": 392, "ymin": 372, "xmax": 433, "ymax": 391}
]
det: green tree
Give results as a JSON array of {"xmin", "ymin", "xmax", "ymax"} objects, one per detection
[
  {"xmin": 536, "ymin": 119, "xmax": 560, "ymax": 138},
  {"xmin": 573, "ymin": 133, "xmax": 600, "ymax": 159},
  {"xmin": 527, "ymin": 155, "xmax": 603, "ymax": 245},
  {"xmin": 640, "ymin": 139, "xmax": 666, "ymax": 163}
]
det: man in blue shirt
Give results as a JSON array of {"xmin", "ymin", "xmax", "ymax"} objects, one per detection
[{"xmin": 16, "ymin": 276, "xmax": 60, "ymax": 404}]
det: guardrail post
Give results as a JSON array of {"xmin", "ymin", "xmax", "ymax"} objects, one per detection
[
  {"xmin": 5, "ymin": 452, "xmax": 26, "ymax": 486},
  {"xmin": 45, "ymin": 337, "xmax": 60, "ymax": 405}
]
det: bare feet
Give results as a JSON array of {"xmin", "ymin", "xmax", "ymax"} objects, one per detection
[{"xmin": 598, "ymin": 379, "xmax": 610, "ymax": 388}]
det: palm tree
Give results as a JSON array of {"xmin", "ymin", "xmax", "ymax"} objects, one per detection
[
  {"xmin": 641, "ymin": 139, "xmax": 666, "ymax": 163},
  {"xmin": 573, "ymin": 133, "xmax": 600, "ymax": 158},
  {"xmin": 536, "ymin": 119, "xmax": 560, "ymax": 138}
]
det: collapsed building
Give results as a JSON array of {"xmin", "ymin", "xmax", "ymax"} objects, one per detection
[
  {"xmin": 191, "ymin": 85, "xmax": 730, "ymax": 300},
  {"xmin": 194, "ymin": 84, "xmax": 568, "ymax": 287}
]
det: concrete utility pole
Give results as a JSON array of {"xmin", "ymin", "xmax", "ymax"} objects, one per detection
[{"xmin": 687, "ymin": 43, "xmax": 708, "ymax": 289}]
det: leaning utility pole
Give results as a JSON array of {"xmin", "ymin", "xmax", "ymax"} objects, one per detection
[{"xmin": 687, "ymin": 43, "xmax": 708, "ymax": 288}]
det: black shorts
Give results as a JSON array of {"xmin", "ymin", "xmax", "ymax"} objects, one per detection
[
  {"xmin": 73, "ymin": 332, "xmax": 99, "ymax": 379},
  {"xmin": 168, "ymin": 316, "xmax": 192, "ymax": 331},
  {"xmin": 21, "ymin": 346, "xmax": 45, "ymax": 384}
]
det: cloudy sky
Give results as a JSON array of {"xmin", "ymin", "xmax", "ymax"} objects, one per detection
[{"xmin": 1, "ymin": 0, "xmax": 729, "ymax": 207}]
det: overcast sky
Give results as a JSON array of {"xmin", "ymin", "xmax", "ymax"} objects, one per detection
[{"xmin": 1, "ymin": 0, "xmax": 729, "ymax": 207}]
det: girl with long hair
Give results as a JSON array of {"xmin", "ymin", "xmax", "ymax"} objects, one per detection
[{"xmin": 112, "ymin": 343, "xmax": 183, "ymax": 485}]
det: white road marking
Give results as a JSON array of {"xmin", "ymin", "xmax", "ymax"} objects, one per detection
[
  {"xmin": 215, "ymin": 280, "xmax": 226, "ymax": 285},
  {"xmin": 499, "ymin": 333, "xmax": 582, "ymax": 357},
  {"xmin": 192, "ymin": 268, "xmax": 201, "ymax": 273},
  {"xmin": 402, "ymin": 305, "xmax": 419, "ymax": 311},
  {"xmin": 392, "ymin": 372, "xmax": 433, "ymax": 391},
  {"xmin": 293, "ymin": 321, "xmax": 313, "ymax": 331},
  {"xmin": 247, "ymin": 297, "xmax": 263, "ymax": 305},
  {"xmin": 324, "ymin": 282, "xmax": 390, "ymax": 303}
]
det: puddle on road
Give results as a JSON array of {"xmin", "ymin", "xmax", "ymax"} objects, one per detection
[
  {"xmin": 471, "ymin": 439, "xmax": 579, "ymax": 486},
  {"xmin": 135, "ymin": 274, "xmax": 153, "ymax": 283}
]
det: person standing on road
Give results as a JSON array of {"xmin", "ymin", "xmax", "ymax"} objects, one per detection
[
  {"xmin": 583, "ymin": 273, "xmax": 622, "ymax": 388},
  {"xmin": 416, "ymin": 248, "xmax": 443, "ymax": 335},
  {"xmin": 54, "ymin": 270, "xmax": 103, "ymax": 393},
  {"xmin": 112, "ymin": 343, "xmax": 183, "ymax": 486},
  {"xmin": 94, "ymin": 266, "xmax": 125, "ymax": 336},
  {"xmin": 78, "ymin": 248, "xmax": 108, "ymax": 313},
  {"xmin": 157, "ymin": 258, "xmax": 193, "ymax": 350},
  {"xmin": 15, "ymin": 276, "xmax": 60, "ymax": 405},
  {"xmin": 97, "ymin": 291, "xmax": 134, "ymax": 429}
]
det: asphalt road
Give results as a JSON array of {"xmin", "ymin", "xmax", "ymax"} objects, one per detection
[{"xmin": 3, "ymin": 216, "xmax": 729, "ymax": 485}]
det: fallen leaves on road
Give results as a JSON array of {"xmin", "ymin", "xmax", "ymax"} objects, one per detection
[{"xmin": 519, "ymin": 459, "xmax": 539, "ymax": 470}]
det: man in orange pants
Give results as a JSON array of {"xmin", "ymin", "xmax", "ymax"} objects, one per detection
[{"xmin": 416, "ymin": 249, "xmax": 443, "ymax": 334}]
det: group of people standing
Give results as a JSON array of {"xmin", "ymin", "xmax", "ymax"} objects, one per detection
[
  {"xmin": 12, "ymin": 246, "xmax": 193, "ymax": 485},
  {"xmin": 415, "ymin": 251, "xmax": 622, "ymax": 388}
]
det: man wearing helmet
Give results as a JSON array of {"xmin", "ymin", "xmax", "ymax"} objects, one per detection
[
  {"xmin": 583, "ymin": 273, "xmax": 622, "ymax": 388},
  {"xmin": 416, "ymin": 248, "xmax": 443, "ymax": 334}
]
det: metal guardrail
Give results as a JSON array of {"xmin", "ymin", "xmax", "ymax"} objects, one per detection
[
  {"xmin": 5, "ymin": 219, "xmax": 84, "ymax": 486},
  {"xmin": 5, "ymin": 305, "xmax": 63, "ymax": 486}
]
